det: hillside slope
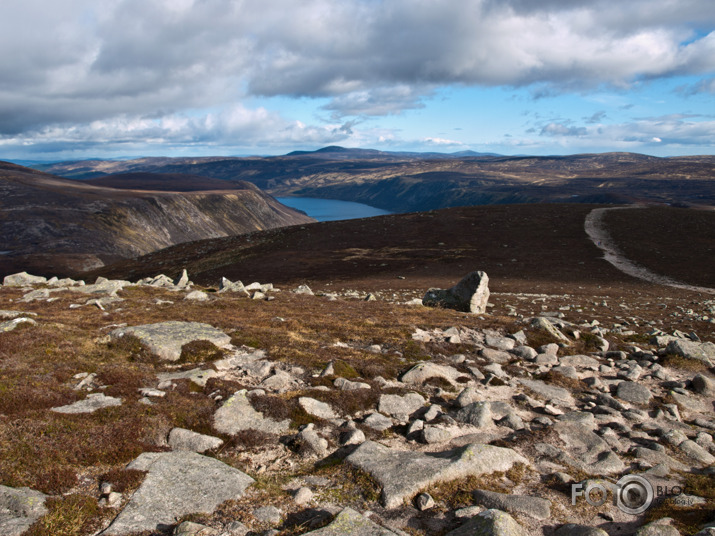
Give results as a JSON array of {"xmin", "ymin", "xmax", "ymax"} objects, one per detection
[
  {"xmin": 0, "ymin": 162, "xmax": 314, "ymax": 277},
  {"xmin": 38, "ymin": 149, "xmax": 715, "ymax": 211}
]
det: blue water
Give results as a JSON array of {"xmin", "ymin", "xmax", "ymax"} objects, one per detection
[{"xmin": 276, "ymin": 197, "xmax": 393, "ymax": 222}]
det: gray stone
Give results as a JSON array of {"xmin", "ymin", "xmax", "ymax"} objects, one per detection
[
  {"xmin": 218, "ymin": 278, "xmax": 249, "ymax": 296},
  {"xmin": 455, "ymin": 401, "xmax": 493, "ymax": 428},
  {"xmin": 560, "ymin": 355, "xmax": 600, "ymax": 369},
  {"xmin": 378, "ymin": 393, "xmax": 426, "ymax": 420},
  {"xmin": 157, "ymin": 368, "xmax": 218, "ymax": 388},
  {"xmin": 485, "ymin": 331, "xmax": 516, "ymax": 351},
  {"xmin": 253, "ymin": 506, "xmax": 282, "ymax": 525},
  {"xmin": 545, "ymin": 422, "xmax": 625, "ymax": 475},
  {"xmin": 2, "ymin": 272, "xmax": 47, "ymax": 287},
  {"xmin": 554, "ymin": 525, "xmax": 609, "ymax": 536},
  {"xmin": 0, "ymin": 485, "xmax": 48, "ymax": 536},
  {"xmin": 400, "ymin": 362, "xmax": 467, "ymax": 387},
  {"xmin": 299, "ymin": 397, "xmax": 339, "ymax": 420},
  {"xmin": 110, "ymin": 321, "xmax": 231, "ymax": 362},
  {"xmin": 302, "ymin": 508, "xmax": 399, "ymax": 535},
  {"xmin": 174, "ymin": 521, "xmax": 217, "ymax": 536},
  {"xmin": 175, "ymin": 269, "xmax": 191, "ymax": 289},
  {"xmin": 334, "ymin": 377, "xmax": 370, "ymax": 390},
  {"xmin": 692, "ymin": 373, "xmax": 715, "ymax": 395},
  {"xmin": 100, "ymin": 452, "xmax": 254, "ymax": 535},
  {"xmin": 294, "ymin": 487, "xmax": 313, "ymax": 505},
  {"xmin": 296, "ymin": 424, "xmax": 329, "ymax": 458},
  {"xmin": 362, "ymin": 412, "xmax": 393, "ymax": 431},
  {"xmin": 339, "ymin": 427, "xmax": 366, "ymax": 446},
  {"xmin": 346, "ymin": 440, "xmax": 528, "ymax": 509},
  {"xmin": 472, "ymin": 489, "xmax": 552, "ymax": 520},
  {"xmin": 293, "ymin": 284, "xmax": 314, "ymax": 295},
  {"xmin": 617, "ymin": 381, "xmax": 653, "ymax": 405},
  {"xmin": 422, "ymin": 425, "xmax": 457, "ymax": 444},
  {"xmin": 422, "ymin": 271, "xmax": 490, "ymax": 314},
  {"xmin": 51, "ymin": 393, "xmax": 122, "ymax": 414},
  {"xmin": 213, "ymin": 390, "xmax": 290, "ymax": 435},
  {"xmin": 635, "ymin": 520, "xmax": 682, "ymax": 536},
  {"xmin": 20, "ymin": 289, "xmax": 51, "ymax": 302},
  {"xmin": 74, "ymin": 277, "xmax": 131, "ymax": 297},
  {"xmin": 512, "ymin": 345, "xmax": 537, "ymax": 361},
  {"xmin": 168, "ymin": 428, "xmax": 223, "ymax": 453},
  {"xmin": 446, "ymin": 509, "xmax": 529, "ymax": 536},
  {"xmin": 678, "ymin": 440, "xmax": 715, "ymax": 466},
  {"xmin": 184, "ymin": 290, "xmax": 209, "ymax": 301},
  {"xmin": 0, "ymin": 317, "xmax": 36, "ymax": 333},
  {"xmin": 517, "ymin": 378, "xmax": 575, "ymax": 407},
  {"xmin": 666, "ymin": 339, "xmax": 715, "ymax": 365},
  {"xmin": 260, "ymin": 370, "xmax": 301, "ymax": 392},
  {"xmin": 456, "ymin": 386, "xmax": 483, "ymax": 408},
  {"xmin": 481, "ymin": 348, "xmax": 512, "ymax": 364},
  {"xmin": 530, "ymin": 317, "xmax": 570, "ymax": 343},
  {"xmin": 415, "ymin": 492, "xmax": 435, "ymax": 511}
]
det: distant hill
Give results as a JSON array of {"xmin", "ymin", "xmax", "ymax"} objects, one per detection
[
  {"xmin": 37, "ymin": 149, "xmax": 715, "ymax": 211},
  {"xmin": 0, "ymin": 162, "xmax": 314, "ymax": 277},
  {"xmin": 84, "ymin": 172, "xmax": 256, "ymax": 192}
]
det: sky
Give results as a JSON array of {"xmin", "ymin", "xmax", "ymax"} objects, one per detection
[{"xmin": 0, "ymin": 0, "xmax": 714, "ymax": 161}]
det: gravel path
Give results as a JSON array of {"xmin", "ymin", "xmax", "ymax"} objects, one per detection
[{"xmin": 585, "ymin": 206, "xmax": 715, "ymax": 295}]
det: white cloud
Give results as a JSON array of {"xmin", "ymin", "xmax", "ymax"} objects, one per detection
[{"xmin": 0, "ymin": 0, "xmax": 713, "ymax": 154}]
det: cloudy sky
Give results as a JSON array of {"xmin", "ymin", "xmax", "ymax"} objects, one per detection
[{"xmin": 1, "ymin": 0, "xmax": 714, "ymax": 160}]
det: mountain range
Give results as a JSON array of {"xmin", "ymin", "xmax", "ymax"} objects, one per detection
[{"xmin": 36, "ymin": 147, "xmax": 715, "ymax": 211}]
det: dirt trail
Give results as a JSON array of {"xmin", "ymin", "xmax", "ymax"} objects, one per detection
[{"xmin": 585, "ymin": 206, "xmax": 715, "ymax": 295}]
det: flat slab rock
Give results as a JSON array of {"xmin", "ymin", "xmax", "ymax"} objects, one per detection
[
  {"xmin": 100, "ymin": 451, "xmax": 254, "ymax": 535},
  {"xmin": 0, "ymin": 485, "xmax": 48, "ymax": 536},
  {"xmin": 214, "ymin": 390, "xmax": 290, "ymax": 435},
  {"xmin": 303, "ymin": 508, "xmax": 399, "ymax": 535},
  {"xmin": 110, "ymin": 321, "xmax": 232, "ymax": 362},
  {"xmin": 346, "ymin": 440, "xmax": 528, "ymax": 509},
  {"xmin": 51, "ymin": 393, "xmax": 122, "ymax": 414}
]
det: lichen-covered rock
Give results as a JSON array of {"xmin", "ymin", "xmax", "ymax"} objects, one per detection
[
  {"xmin": 51, "ymin": 393, "xmax": 122, "ymax": 414},
  {"xmin": 666, "ymin": 339, "xmax": 715, "ymax": 365},
  {"xmin": 0, "ymin": 485, "xmax": 48, "ymax": 536},
  {"xmin": 2, "ymin": 272, "xmax": 47, "ymax": 287},
  {"xmin": 168, "ymin": 428, "xmax": 223, "ymax": 453},
  {"xmin": 472, "ymin": 489, "xmax": 552, "ymax": 520}
]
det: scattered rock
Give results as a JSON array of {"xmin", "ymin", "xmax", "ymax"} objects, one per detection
[
  {"xmin": 415, "ymin": 492, "xmax": 435, "ymax": 511},
  {"xmin": 554, "ymin": 525, "xmax": 609, "ymax": 536},
  {"xmin": 400, "ymin": 363, "xmax": 467, "ymax": 387},
  {"xmin": 530, "ymin": 317, "xmax": 570, "ymax": 343},
  {"xmin": 0, "ymin": 317, "xmax": 36, "ymax": 332},
  {"xmin": 174, "ymin": 521, "xmax": 217, "ymax": 536},
  {"xmin": 184, "ymin": 290, "xmax": 209, "ymax": 301}
]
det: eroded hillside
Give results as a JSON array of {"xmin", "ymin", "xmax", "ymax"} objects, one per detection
[{"xmin": 0, "ymin": 162, "xmax": 314, "ymax": 277}]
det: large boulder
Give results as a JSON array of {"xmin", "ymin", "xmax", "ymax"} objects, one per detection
[
  {"xmin": 422, "ymin": 271, "xmax": 490, "ymax": 314},
  {"xmin": 446, "ymin": 509, "xmax": 529, "ymax": 536},
  {"xmin": 100, "ymin": 452, "xmax": 254, "ymax": 535},
  {"xmin": 346, "ymin": 440, "xmax": 528, "ymax": 509},
  {"xmin": 666, "ymin": 339, "xmax": 715, "ymax": 365},
  {"xmin": 110, "ymin": 321, "xmax": 232, "ymax": 362},
  {"xmin": 2, "ymin": 272, "xmax": 47, "ymax": 287},
  {"xmin": 214, "ymin": 390, "xmax": 290, "ymax": 435}
]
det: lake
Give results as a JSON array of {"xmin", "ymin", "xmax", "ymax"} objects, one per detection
[{"xmin": 276, "ymin": 197, "xmax": 393, "ymax": 222}]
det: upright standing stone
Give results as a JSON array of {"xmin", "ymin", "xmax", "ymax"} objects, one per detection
[{"xmin": 422, "ymin": 271, "xmax": 490, "ymax": 314}]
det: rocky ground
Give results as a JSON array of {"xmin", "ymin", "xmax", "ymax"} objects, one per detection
[{"xmin": 0, "ymin": 270, "xmax": 713, "ymax": 536}]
